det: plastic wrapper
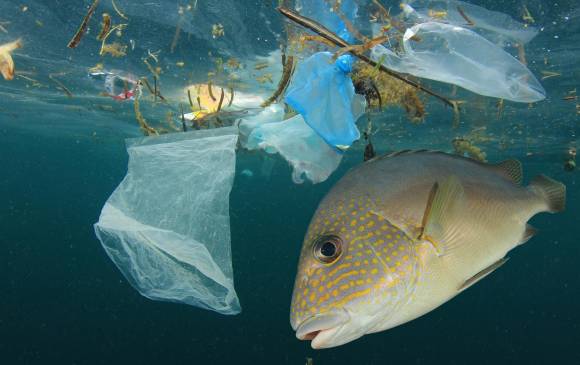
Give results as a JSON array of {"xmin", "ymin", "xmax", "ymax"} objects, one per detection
[
  {"xmin": 242, "ymin": 113, "xmax": 343, "ymax": 184},
  {"xmin": 371, "ymin": 22, "xmax": 545, "ymax": 103},
  {"xmin": 402, "ymin": 0, "xmax": 538, "ymax": 45},
  {"xmin": 286, "ymin": 52, "xmax": 361, "ymax": 148},
  {"xmin": 94, "ymin": 127, "xmax": 241, "ymax": 315}
]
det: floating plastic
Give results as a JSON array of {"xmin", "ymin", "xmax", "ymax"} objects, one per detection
[
  {"xmin": 371, "ymin": 22, "xmax": 545, "ymax": 103},
  {"xmin": 402, "ymin": 0, "xmax": 538, "ymax": 45},
  {"xmin": 296, "ymin": 0, "xmax": 358, "ymax": 43},
  {"xmin": 242, "ymin": 113, "xmax": 343, "ymax": 184},
  {"xmin": 89, "ymin": 70, "xmax": 140, "ymax": 101},
  {"xmin": 94, "ymin": 127, "xmax": 241, "ymax": 315},
  {"xmin": 284, "ymin": 0, "xmax": 364, "ymax": 149},
  {"xmin": 286, "ymin": 52, "xmax": 361, "ymax": 148}
]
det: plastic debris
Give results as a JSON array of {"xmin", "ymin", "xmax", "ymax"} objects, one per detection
[
  {"xmin": 284, "ymin": 0, "xmax": 364, "ymax": 149},
  {"xmin": 89, "ymin": 70, "xmax": 140, "ymax": 101},
  {"xmin": 244, "ymin": 112, "xmax": 343, "ymax": 184},
  {"xmin": 371, "ymin": 22, "xmax": 546, "ymax": 103},
  {"xmin": 94, "ymin": 127, "xmax": 241, "ymax": 315},
  {"xmin": 286, "ymin": 52, "xmax": 362, "ymax": 148},
  {"xmin": 402, "ymin": 0, "xmax": 538, "ymax": 45}
]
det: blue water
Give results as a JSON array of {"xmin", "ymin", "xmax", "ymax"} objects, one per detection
[{"xmin": 1, "ymin": 0, "xmax": 579, "ymax": 364}]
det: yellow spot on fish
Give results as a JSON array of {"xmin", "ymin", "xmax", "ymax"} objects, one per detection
[
  {"xmin": 350, "ymin": 219, "xmax": 357, "ymax": 227},
  {"xmin": 371, "ymin": 268, "xmax": 379, "ymax": 275},
  {"xmin": 309, "ymin": 293, "xmax": 316, "ymax": 302},
  {"xmin": 367, "ymin": 221, "xmax": 375, "ymax": 228},
  {"xmin": 332, "ymin": 289, "xmax": 339, "ymax": 297}
]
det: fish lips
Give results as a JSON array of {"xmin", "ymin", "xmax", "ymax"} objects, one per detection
[{"xmin": 295, "ymin": 310, "xmax": 351, "ymax": 349}]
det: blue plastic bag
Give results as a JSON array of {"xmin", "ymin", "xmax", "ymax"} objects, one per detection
[
  {"xmin": 285, "ymin": 52, "xmax": 360, "ymax": 148},
  {"xmin": 285, "ymin": 0, "xmax": 362, "ymax": 149}
]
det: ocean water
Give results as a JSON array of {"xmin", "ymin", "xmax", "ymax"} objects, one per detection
[{"xmin": 0, "ymin": 0, "xmax": 579, "ymax": 364}]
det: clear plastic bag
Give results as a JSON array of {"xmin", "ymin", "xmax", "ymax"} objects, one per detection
[
  {"xmin": 94, "ymin": 127, "xmax": 241, "ymax": 315},
  {"xmin": 402, "ymin": 0, "xmax": 538, "ymax": 45},
  {"xmin": 371, "ymin": 22, "xmax": 545, "ymax": 103},
  {"xmin": 243, "ymin": 113, "xmax": 343, "ymax": 184},
  {"xmin": 285, "ymin": 52, "xmax": 361, "ymax": 148}
]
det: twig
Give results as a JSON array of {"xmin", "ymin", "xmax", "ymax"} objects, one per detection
[
  {"xmin": 261, "ymin": 55, "xmax": 295, "ymax": 107},
  {"xmin": 67, "ymin": 0, "xmax": 100, "ymax": 48}
]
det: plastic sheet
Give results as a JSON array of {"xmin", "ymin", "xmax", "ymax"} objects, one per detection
[
  {"xmin": 94, "ymin": 127, "xmax": 241, "ymax": 315},
  {"xmin": 402, "ymin": 0, "xmax": 538, "ymax": 45},
  {"xmin": 371, "ymin": 22, "xmax": 545, "ymax": 103},
  {"xmin": 286, "ymin": 52, "xmax": 361, "ymax": 148},
  {"xmin": 242, "ymin": 113, "xmax": 343, "ymax": 184}
]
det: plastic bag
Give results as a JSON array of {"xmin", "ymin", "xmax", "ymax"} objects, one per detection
[
  {"xmin": 402, "ymin": 0, "xmax": 538, "ymax": 45},
  {"xmin": 285, "ymin": 52, "xmax": 361, "ymax": 148},
  {"xmin": 243, "ymin": 113, "xmax": 343, "ymax": 184},
  {"xmin": 371, "ymin": 22, "xmax": 545, "ymax": 103},
  {"xmin": 296, "ymin": 0, "xmax": 357, "ymax": 42},
  {"xmin": 94, "ymin": 127, "xmax": 241, "ymax": 315}
]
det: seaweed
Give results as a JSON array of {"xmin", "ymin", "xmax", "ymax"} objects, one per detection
[
  {"xmin": 452, "ymin": 137, "xmax": 487, "ymax": 162},
  {"xmin": 97, "ymin": 13, "xmax": 111, "ymax": 41},
  {"xmin": 134, "ymin": 96, "xmax": 159, "ymax": 136},
  {"xmin": 67, "ymin": 0, "xmax": 100, "ymax": 49},
  {"xmin": 112, "ymin": 0, "xmax": 129, "ymax": 20},
  {"xmin": 48, "ymin": 73, "xmax": 73, "ymax": 97},
  {"xmin": 261, "ymin": 55, "xmax": 295, "ymax": 107},
  {"xmin": 457, "ymin": 6, "xmax": 475, "ymax": 26}
]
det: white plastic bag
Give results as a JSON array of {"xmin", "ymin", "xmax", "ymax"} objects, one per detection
[
  {"xmin": 371, "ymin": 22, "xmax": 545, "ymax": 102},
  {"xmin": 402, "ymin": 0, "xmax": 538, "ymax": 45},
  {"xmin": 94, "ymin": 127, "xmax": 241, "ymax": 315},
  {"xmin": 242, "ymin": 113, "xmax": 343, "ymax": 184}
]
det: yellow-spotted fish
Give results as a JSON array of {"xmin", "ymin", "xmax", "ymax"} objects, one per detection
[{"xmin": 290, "ymin": 150, "xmax": 565, "ymax": 349}]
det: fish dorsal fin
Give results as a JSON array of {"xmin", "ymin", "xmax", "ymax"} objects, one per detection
[
  {"xmin": 419, "ymin": 176, "xmax": 465, "ymax": 256},
  {"xmin": 459, "ymin": 257, "xmax": 509, "ymax": 292},
  {"xmin": 376, "ymin": 149, "xmax": 438, "ymax": 161},
  {"xmin": 490, "ymin": 159, "xmax": 523, "ymax": 185}
]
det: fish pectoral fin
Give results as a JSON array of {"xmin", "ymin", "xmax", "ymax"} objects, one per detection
[
  {"xmin": 459, "ymin": 257, "xmax": 509, "ymax": 292},
  {"xmin": 419, "ymin": 176, "xmax": 465, "ymax": 256}
]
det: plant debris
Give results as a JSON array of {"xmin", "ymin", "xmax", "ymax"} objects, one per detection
[
  {"xmin": 97, "ymin": 13, "xmax": 111, "ymax": 41},
  {"xmin": 67, "ymin": 0, "xmax": 100, "ymax": 49},
  {"xmin": 0, "ymin": 39, "xmax": 22, "ymax": 80}
]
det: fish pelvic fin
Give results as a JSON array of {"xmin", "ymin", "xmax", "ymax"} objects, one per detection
[
  {"xmin": 459, "ymin": 257, "xmax": 509, "ymax": 292},
  {"xmin": 419, "ymin": 175, "xmax": 465, "ymax": 256},
  {"xmin": 529, "ymin": 174, "xmax": 566, "ymax": 213}
]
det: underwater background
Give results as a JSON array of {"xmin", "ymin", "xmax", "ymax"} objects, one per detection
[{"xmin": 0, "ymin": 0, "xmax": 579, "ymax": 363}]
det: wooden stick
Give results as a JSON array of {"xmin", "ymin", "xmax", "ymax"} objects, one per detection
[{"xmin": 277, "ymin": 6, "xmax": 454, "ymax": 108}]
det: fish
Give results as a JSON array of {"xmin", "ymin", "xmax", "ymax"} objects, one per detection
[{"xmin": 290, "ymin": 150, "xmax": 565, "ymax": 349}]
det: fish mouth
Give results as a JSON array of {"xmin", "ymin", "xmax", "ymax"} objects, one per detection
[{"xmin": 295, "ymin": 310, "xmax": 350, "ymax": 349}]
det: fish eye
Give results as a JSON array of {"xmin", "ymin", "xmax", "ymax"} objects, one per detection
[{"xmin": 313, "ymin": 235, "xmax": 343, "ymax": 264}]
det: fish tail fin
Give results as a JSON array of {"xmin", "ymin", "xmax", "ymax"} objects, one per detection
[{"xmin": 529, "ymin": 174, "xmax": 566, "ymax": 213}]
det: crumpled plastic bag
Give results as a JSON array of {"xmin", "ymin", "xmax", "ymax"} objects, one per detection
[
  {"xmin": 371, "ymin": 22, "xmax": 545, "ymax": 103},
  {"xmin": 94, "ymin": 127, "xmax": 241, "ymax": 315},
  {"xmin": 241, "ymin": 112, "xmax": 343, "ymax": 184},
  {"xmin": 402, "ymin": 0, "xmax": 538, "ymax": 45},
  {"xmin": 285, "ymin": 52, "xmax": 361, "ymax": 148}
]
